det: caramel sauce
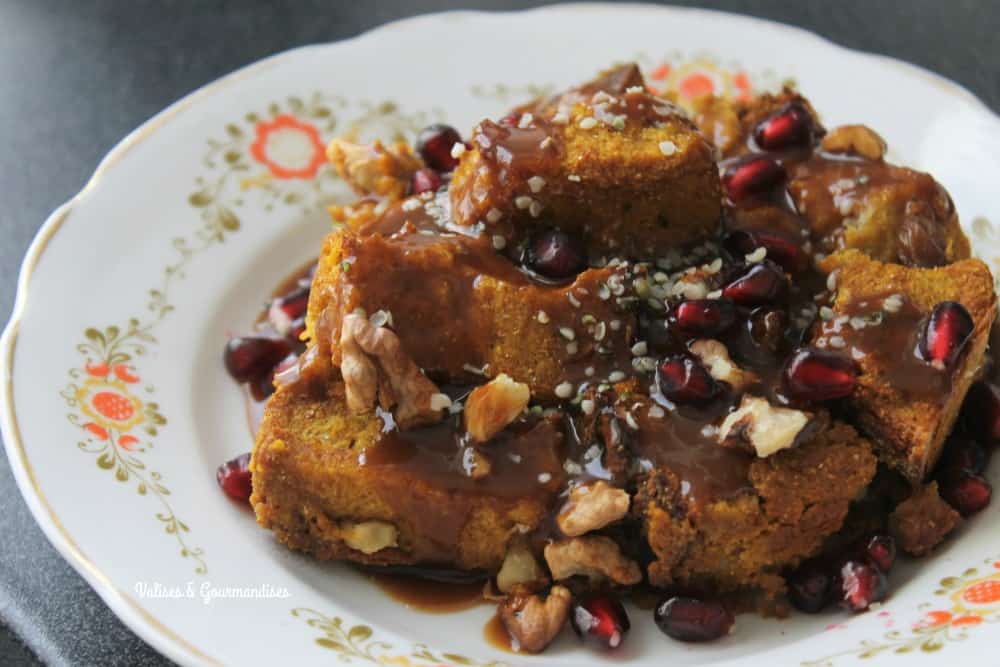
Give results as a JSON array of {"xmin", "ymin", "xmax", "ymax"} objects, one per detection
[
  {"xmin": 368, "ymin": 571, "xmax": 485, "ymax": 613},
  {"xmin": 483, "ymin": 612, "xmax": 515, "ymax": 653},
  {"xmin": 828, "ymin": 295, "xmax": 947, "ymax": 399}
]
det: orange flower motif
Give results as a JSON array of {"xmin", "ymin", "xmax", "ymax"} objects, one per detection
[
  {"xmin": 649, "ymin": 63, "xmax": 671, "ymax": 81},
  {"xmin": 86, "ymin": 361, "xmax": 110, "ymax": 377},
  {"xmin": 923, "ymin": 610, "xmax": 953, "ymax": 627},
  {"xmin": 83, "ymin": 422, "xmax": 109, "ymax": 441},
  {"xmin": 678, "ymin": 73, "xmax": 715, "ymax": 100},
  {"xmin": 113, "ymin": 363, "xmax": 140, "ymax": 383},
  {"xmin": 118, "ymin": 434, "xmax": 139, "ymax": 451},
  {"xmin": 250, "ymin": 114, "xmax": 326, "ymax": 179},
  {"xmin": 951, "ymin": 614, "xmax": 983, "ymax": 627},
  {"xmin": 76, "ymin": 377, "xmax": 144, "ymax": 432},
  {"xmin": 962, "ymin": 579, "xmax": 1000, "ymax": 606}
]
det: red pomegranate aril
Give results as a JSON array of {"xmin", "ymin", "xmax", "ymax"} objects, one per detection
[
  {"xmin": 410, "ymin": 167, "xmax": 442, "ymax": 195},
  {"xmin": 918, "ymin": 301, "xmax": 974, "ymax": 369},
  {"xmin": 267, "ymin": 285, "xmax": 310, "ymax": 335},
  {"xmin": 216, "ymin": 452, "xmax": 252, "ymax": 504},
  {"xmin": 524, "ymin": 229, "xmax": 587, "ymax": 280},
  {"xmin": 939, "ymin": 471, "xmax": 992, "ymax": 516},
  {"xmin": 249, "ymin": 370, "xmax": 277, "ymax": 401},
  {"xmin": 416, "ymin": 123, "xmax": 463, "ymax": 172},
  {"xmin": 657, "ymin": 355, "xmax": 719, "ymax": 402},
  {"xmin": 500, "ymin": 112, "xmax": 521, "ymax": 126},
  {"xmin": 839, "ymin": 560, "xmax": 888, "ymax": 612},
  {"xmin": 962, "ymin": 381, "xmax": 1000, "ymax": 444},
  {"xmin": 863, "ymin": 534, "xmax": 896, "ymax": 573},
  {"xmin": 669, "ymin": 299, "xmax": 736, "ymax": 336},
  {"xmin": 753, "ymin": 103, "xmax": 814, "ymax": 151},
  {"xmin": 786, "ymin": 560, "xmax": 834, "ymax": 613},
  {"xmin": 570, "ymin": 594, "xmax": 631, "ymax": 649},
  {"xmin": 224, "ymin": 336, "xmax": 293, "ymax": 383},
  {"xmin": 783, "ymin": 348, "xmax": 859, "ymax": 401},
  {"xmin": 654, "ymin": 597, "xmax": 734, "ymax": 642},
  {"xmin": 723, "ymin": 229, "xmax": 809, "ymax": 274},
  {"xmin": 722, "ymin": 261, "xmax": 788, "ymax": 305},
  {"xmin": 722, "ymin": 156, "xmax": 786, "ymax": 202}
]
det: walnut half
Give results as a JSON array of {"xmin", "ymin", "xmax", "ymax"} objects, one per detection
[
  {"xmin": 339, "ymin": 520, "xmax": 398, "ymax": 555},
  {"xmin": 718, "ymin": 394, "xmax": 812, "ymax": 458},
  {"xmin": 689, "ymin": 339, "xmax": 757, "ymax": 392},
  {"xmin": 499, "ymin": 585, "xmax": 571, "ymax": 654},
  {"xmin": 464, "ymin": 373, "xmax": 531, "ymax": 442},
  {"xmin": 327, "ymin": 137, "xmax": 421, "ymax": 200},
  {"xmin": 339, "ymin": 313, "xmax": 446, "ymax": 429},
  {"xmin": 543, "ymin": 535, "xmax": 642, "ymax": 585},
  {"xmin": 820, "ymin": 124, "xmax": 886, "ymax": 161},
  {"xmin": 556, "ymin": 481, "xmax": 630, "ymax": 537}
]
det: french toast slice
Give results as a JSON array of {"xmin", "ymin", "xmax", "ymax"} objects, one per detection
[
  {"xmin": 817, "ymin": 250, "xmax": 996, "ymax": 482},
  {"xmin": 251, "ymin": 376, "xmax": 565, "ymax": 570},
  {"xmin": 449, "ymin": 64, "xmax": 721, "ymax": 258},
  {"xmin": 304, "ymin": 213, "xmax": 636, "ymax": 401},
  {"xmin": 693, "ymin": 88, "xmax": 970, "ymax": 267}
]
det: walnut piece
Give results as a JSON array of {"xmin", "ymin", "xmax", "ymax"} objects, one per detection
[
  {"xmin": 339, "ymin": 313, "xmax": 446, "ymax": 428},
  {"xmin": 689, "ymin": 339, "xmax": 757, "ymax": 392},
  {"xmin": 464, "ymin": 373, "xmax": 531, "ymax": 442},
  {"xmin": 718, "ymin": 395, "xmax": 812, "ymax": 458},
  {"xmin": 820, "ymin": 124, "xmax": 887, "ymax": 161},
  {"xmin": 556, "ymin": 481, "xmax": 630, "ymax": 537},
  {"xmin": 499, "ymin": 585, "xmax": 571, "ymax": 654},
  {"xmin": 543, "ymin": 535, "xmax": 642, "ymax": 585},
  {"xmin": 327, "ymin": 137, "xmax": 421, "ymax": 200},
  {"xmin": 497, "ymin": 539, "xmax": 549, "ymax": 593},
  {"xmin": 340, "ymin": 520, "xmax": 398, "ymax": 554}
]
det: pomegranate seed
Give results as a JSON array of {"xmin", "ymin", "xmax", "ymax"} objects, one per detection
[
  {"xmin": 786, "ymin": 560, "xmax": 834, "ymax": 613},
  {"xmin": 722, "ymin": 261, "xmax": 787, "ymax": 305},
  {"xmin": 753, "ymin": 103, "xmax": 814, "ymax": 151},
  {"xmin": 500, "ymin": 112, "xmax": 521, "ymax": 126},
  {"xmin": 249, "ymin": 370, "xmax": 277, "ymax": 401},
  {"xmin": 216, "ymin": 452, "xmax": 252, "ymax": 504},
  {"xmin": 669, "ymin": 299, "xmax": 736, "ymax": 336},
  {"xmin": 722, "ymin": 156, "xmax": 786, "ymax": 202},
  {"xmin": 416, "ymin": 124, "xmax": 463, "ymax": 172},
  {"xmin": 523, "ymin": 229, "xmax": 587, "ymax": 280},
  {"xmin": 657, "ymin": 355, "xmax": 719, "ymax": 402},
  {"xmin": 224, "ymin": 336, "xmax": 293, "ymax": 383},
  {"xmin": 939, "ymin": 471, "xmax": 992, "ymax": 516},
  {"xmin": 723, "ymin": 229, "xmax": 809, "ymax": 274},
  {"xmin": 783, "ymin": 348, "xmax": 859, "ymax": 401},
  {"xmin": 918, "ymin": 301, "xmax": 974, "ymax": 369},
  {"xmin": 267, "ymin": 285, "xmax": 310, "ymax": 335},
  {"xmin": 570, "ymin": 594, "xmax": 631, "ymax": 649},
  {"xmin": 963, "ymin": 381, "xmax": 1000, "ymax": 445},
  {"xmin": 940, "ymin": 437, "xmax": 988, "ymax": 476},
  {"xmin": 862, "ymin": 534, "xmax": 896, "ymax": 573},
  {"xmin": 654, "ymin": 597, "xmax": 733, "ymax": 642},
  {"xmin": 410, "ymin": 168, "xmax": 442, "ymax": 195},
  {"xmin": 838, "ymin": 560, "xmax": 888, "ymax": 612}
]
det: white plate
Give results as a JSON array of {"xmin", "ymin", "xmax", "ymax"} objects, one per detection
[{"xmin": 4, "ymin": 4, "xmax": 1000, "ymax": 666}]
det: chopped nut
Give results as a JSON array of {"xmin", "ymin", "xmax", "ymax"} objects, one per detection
[
  {"xmin": 339, "ymin": 521, "xmax": 398, "ymax": 554},
  {"xmin": 464, "ymin": 374, "xmax": 531, "ymax": 443},
  {"xmin": 689, "ymin": 339, "xmax": 757, "ymax": 392},
  {"xmin": 339, "ymin": 313, "xmax": 444, "ymax": 428},
  {"xmin": 461, "ymin": 446, "xmax": 492, "ymax": 479},
  {"xmin": 820, "ymin": 124, "xmax": 887, "ymax": 161},
  {"xmin": 556, "ymin": 480, "xmax": 630, "ymax": 537},
  {"xmin": 327, "ymin": 137, "xmax": 421, "ymax": 200},
  {"xmin": 499, "ymin": 585, "xmax": 572, "ymax": 654},
  {"xmin": 543, "ymin": 535, "xmax": 642, "ymax": 585},
  {"xmin": 718, "ymin": 395, "xmax": 812, "ymax": 458},
  {"xmin": 497, "ymin": 539, "xmax": 549, "ymax": 593}
]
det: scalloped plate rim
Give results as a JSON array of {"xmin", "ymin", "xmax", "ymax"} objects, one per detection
[{"xmin": 2, "ymin": 4, "xmax": 1000, "ymax": 667}]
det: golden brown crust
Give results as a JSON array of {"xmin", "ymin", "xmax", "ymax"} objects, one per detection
[
  {"xmin": 820, "ymin": 250, "xmax": 996, "ymax": 481},
  {"xmin": 889, "ymin": 481, "xmax": 962, "ymax": 556}
]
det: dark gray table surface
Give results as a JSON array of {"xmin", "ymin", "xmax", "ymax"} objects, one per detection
[{"xmin": 1, "ymin": 1, "xmax": 997, "ymax": 665}]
